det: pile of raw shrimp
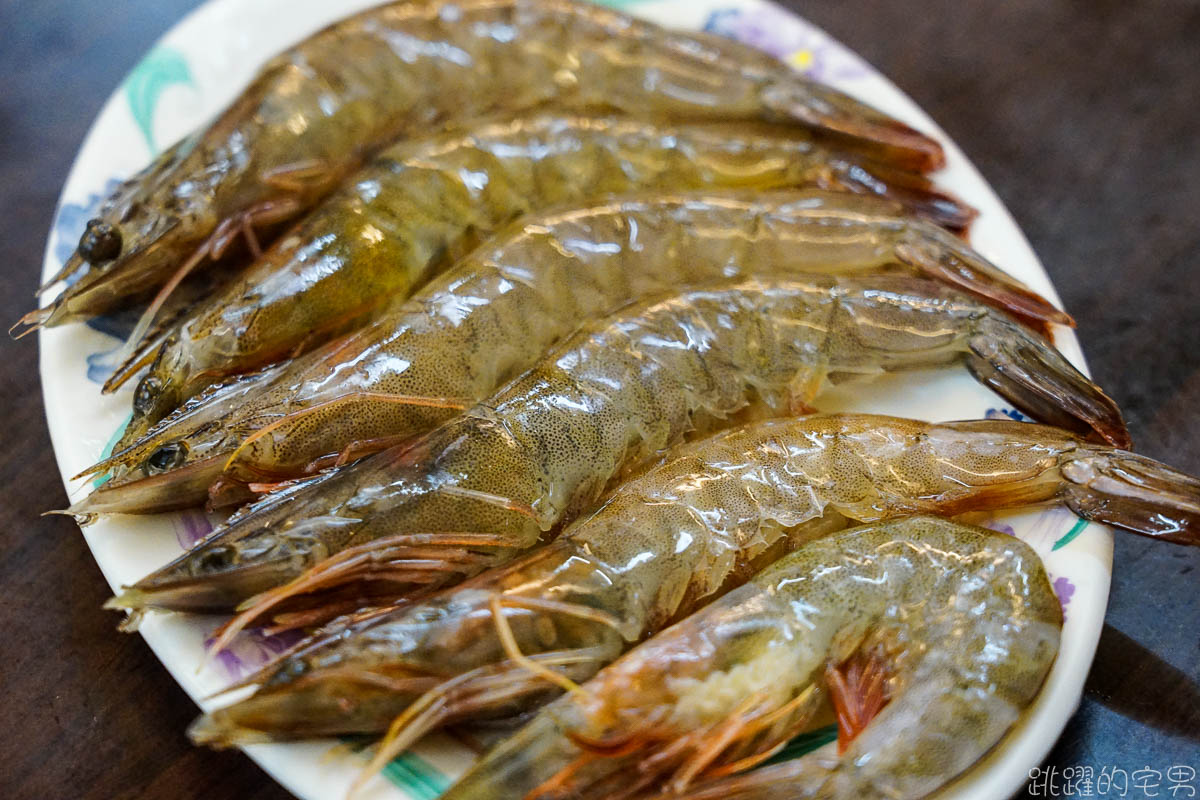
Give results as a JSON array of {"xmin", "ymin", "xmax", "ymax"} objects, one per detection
[{"xmin": 21, "ymin": 2, "xmax": 1199, "ymax": 798}]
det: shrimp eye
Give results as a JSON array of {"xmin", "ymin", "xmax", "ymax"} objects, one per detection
[
  {"xmin": 146, "ymin": 441, "xmax": 187, "ymax": 473},
  {"xmin": 133, "ymin": 376, "xmax": 163, "ymax": 416},
  {"xmin": 78, "ymin": 219, "xmax": 122, "ymax": 263}
]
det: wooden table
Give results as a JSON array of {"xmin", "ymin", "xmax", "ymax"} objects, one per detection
[{"xmin": 2, "ymin": 2, "xmax": 1197, "ymax": 798}]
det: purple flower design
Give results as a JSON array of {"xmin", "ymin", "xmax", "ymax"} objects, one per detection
[
  {"xmin": 173, "ymin": 510, "xmax": 215, "ymax": 549},
  {"xmin": 206, "ymin": 627, "xmax": 305, "ymax": 682},
  {"xmin": 1052, "ymin": 576, "xmax": 1076, "ymax": 621},
  {"xmin": 703, "ymin": 7, "xmax": 867, "ymax": 82},
  {"xmin": 970, "ymin": 507, "xmax": 1081, "ymax": 555},
  {"xmin": 978, "ymin": 519, "xmax": 1017, "ymax": 538}
]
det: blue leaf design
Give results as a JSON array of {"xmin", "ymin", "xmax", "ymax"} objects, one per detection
[
  {"xmin": 84, "ymin": 305, "xmax": 141, "ymax": 341},
  {"xmin": 985, "ymin": 407, "xmax": 1031, "ymax": 423},
  {"xmin": 124, "ymin": 47, "xmax": 195, "ymax": 155}
]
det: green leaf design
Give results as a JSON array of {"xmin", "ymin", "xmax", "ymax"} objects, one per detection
[
  {"xmin": 341, "ymin": 737, "xmax": 450, "ymax": 798},
  {"xmin": 372, "ymin": 724, "xmax": 837, "ymax": 796},
  {"xmin": 124, "ymin": 47, "xmax": 195, "ymax": 155},
  {"xmin": 768, "ymin": 724, "xmax": 839, "ymax": 765},
  {"xmin": 382, "ymin": 752, "xmax": 450, "ymax": 799},
  {"xmin": 93, "ymin": 412, "xmax": 133, "ymax": 488},
  {"xmin": 1052, "ymin": 517, "xmax": 1090, "ymax": 551}
]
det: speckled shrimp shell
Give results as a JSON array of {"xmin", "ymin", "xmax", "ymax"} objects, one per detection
[
  {"xmin": 439, "ymin": 517, "xmax": 1061, "ymax": 800},
  {"xmin": 183, "ymin": 413, "xmax": 1200, "ymax": 759},
  {"xmin": 76, "ymin": 191, "xmax": 1076, "ymax": 516},
  {"xmin": 104, "ymin": 261, "xmax": 1146, "ymax": 621},
  {"xmin": 103, "ymin": 113, "xmax": 978, "ymax": 437},
  {"xmin": 15, "ymin": 0, "xmax": 944, "ymax": 336}
]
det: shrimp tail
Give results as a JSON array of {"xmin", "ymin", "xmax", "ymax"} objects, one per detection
[
  {"xmin": 895, "ymin": 225, "xmax": 1074, "ymax": 330},
  {"xmin": 830, "ymin": 157, "xmax": 978, "ymax": 233},
  {"xmin": 762, "ymin": 83, "xmax": 945, "ymax": 173},
  {"xmin": 966, "ymin": 315, "xmax": 1130, "ymax": 449},
  {"xmin": 1062, "ymin": 448, "xmax": 1200, "ymax": 545},
  {"xmin": 687, "ymin": 28, "xmax": 944, "ymax": 172}
]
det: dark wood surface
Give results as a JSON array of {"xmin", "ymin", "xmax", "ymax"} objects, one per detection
[{"xmin": 2, "ymin": 1, "xmax": 1197, "ymax": 798}]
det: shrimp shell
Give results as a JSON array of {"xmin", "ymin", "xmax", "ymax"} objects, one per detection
[
  {"xmin": 438, "ymin": 516, "xmax": 1061, "ymax": 800},
  {"xmin": 77, "ymin": 191, "xmax": 1077, "ymax": 516},
  {"xmin": 16, "ymin": 0, "xmax": 942, "ymax": 334},
  {"xmin": 105, "ymin": 269, "xmax": 1130, "ymax": 623},
  {"xmin": 186, "ymin": 411, "xmax": 1200, "ymax": 753},
  {"xmin": 107, "ymin": 113, "xmax": 977, "ymax": 425}
]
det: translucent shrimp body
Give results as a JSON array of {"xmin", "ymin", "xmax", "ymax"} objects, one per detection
[
  {"xmin": 108, "ymin": 274, "xmax": 1127, "ymax": 617},
  {"xmin": 18, "ymin": 0, "xmax": 942, "ymax": 333},
  {"xmin": 110, "ymin": 113, "xmax": 976, "ymax": 429},
  {"xmin": 79, "ymin": 192, "xmax": 1076, "ymax": 515},
  {"xmin": 187, "ymin": 413, "xmax": 1200, "ymax": 753},
  {"xmin": 441, "ymin": 517, "xmax": 1061, "ymax": 800}
]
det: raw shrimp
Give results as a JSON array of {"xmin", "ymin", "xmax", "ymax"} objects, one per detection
[
  {"xmin": 437, "ymin": 517, "xmax": 1061, "ymax": 800},
  {"xmin": 104, "ymin": 268, "xmax": 1133, "ymax": 620},
  {"xmin": 15, "ymin": 0, "xmax": 943, "ymax": 335},
  {"xmin": 103, "ymin": 113, "xmax": 978, "ymax": 430},
  {"xmin": 184, "ymin": 410, "xmax": 1200, "ymax": 752},
  {"xmin": 76, "ymin": 192, "xmax": 1076, "ymax": 515}
]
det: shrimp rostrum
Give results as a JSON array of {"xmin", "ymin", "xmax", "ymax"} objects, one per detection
[
  {"xmin": 103, "ymin": 112, "xmax": 977, "ymax": 430},
  {"xmin": 77, "ymin": 191, "xmax": 1075, "ymax": 516},
  {"xmin": 187, "ymin": 412, "xmax": 1198, "ymax": 754},
  {"xmin": 106, "ymin": 269, "xmax": 1127, "ymax": 620},
  {"xmin": 15, "ymin": 0, "xmax": 943, "ymax": 335},
  {"xmin": 439, "ymin": 517, "xmax": 1062, "ymax": 800}
]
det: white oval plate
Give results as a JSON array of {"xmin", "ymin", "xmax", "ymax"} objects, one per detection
[{"xmin": 38, "ymin": 1, "xmax": 1110, "ymax": 798}]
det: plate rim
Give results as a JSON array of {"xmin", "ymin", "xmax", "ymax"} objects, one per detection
[{"xmin": 36, "ymin": 1, "xmax": 1111, "ymax": 798}]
